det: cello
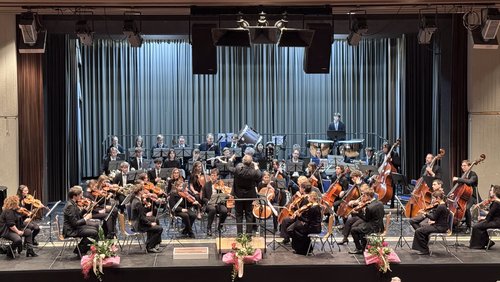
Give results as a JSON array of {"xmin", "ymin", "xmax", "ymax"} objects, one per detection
[
  {"xmin": 321, "ymin": 171, "xmax": 346, "ymax": 208},
  {"xmin": 404, "ymin": 149, "xmax": 445, "ymax": 218},
  {"xmin": 447, "ymin": 154, "xmax": 485, "ymax": 225},
  {"xmin": 336, "ymin": 184, "xmax": 362, "ymax": 218},
  {"xmin": 371, "ymin": 139, "xmax": 400, "ymax": 204}
]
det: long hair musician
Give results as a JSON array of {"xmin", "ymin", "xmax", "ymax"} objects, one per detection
[{"xmin": 469, "ymin": 185, "xmax": 500, "ymax": 250}]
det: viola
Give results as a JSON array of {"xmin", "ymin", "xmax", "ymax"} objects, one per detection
[
  {"xmin": 77, "ymin": 198, "xmax": 92, "ymax": 209},
  {"xmin": 405, "ymin": 149, "xmax": 445, "ymax": 218},
  {"xmin": 17, "ymin": 207, "xmax": 31, "ymax": 217},
  {"xmin": 23, "ymin": 194, "xmax": 46, "ymax": 209},
  {"xmin": 178, "ymin": 183, "xmax": 201, "ymax": 207}
]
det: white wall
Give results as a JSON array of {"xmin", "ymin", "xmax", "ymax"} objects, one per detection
[
  {"xmin": 468, "ymin": 35, "xmax": 500, "ymax": 198},
  {"xmin": 0, "ymin": 14, "xmax": 19, "ymax": 196}
]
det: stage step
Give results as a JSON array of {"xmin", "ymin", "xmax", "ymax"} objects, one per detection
[{"xmin": 173, "ymin": 247, "xmax": 209, "ymax": 259}]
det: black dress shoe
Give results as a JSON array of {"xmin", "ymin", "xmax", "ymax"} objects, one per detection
[
  {"xmin": 282, "ymin": 238, "xmax": 290, "ymax": 245},
  {"xmin": 338, "ymin": 238, "xmax": 349, "ymax": 245},
  {"xmin": 417, "ymin": 251, "xmax": 430, "ymax": 255},
  {"xmin": 487, "ymin": 241, "xmax": 495, "ymax": 249},
  {"xmin": 26, "ymin": 248, "xmax": 38, "ymax": 257},
  {"xmin": 348, "ymin": 249, "xmax": 363, "ymax": 255},
  {"xmin": 188, "ymin": 232, "xmax": 195, "ymax": 238},
  {"xmin": 207, "ymin": 230, "xmax": 213, "ymax": 236},
  {"xmin": 32, "ymin": 239, "xmax": 39, "ymax": 246}
]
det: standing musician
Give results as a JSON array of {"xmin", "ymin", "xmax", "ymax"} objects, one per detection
[
  {"xmin": 410, "ymin": 179, "xmax": 445, "ymax": 230},
  {"xmin": 130, "ymin": 185, "xmax": 163, "ymax": 253},
  {"xmin": 411, "ymin": 190, "xmax": 450, "ymax": 255},
  {"xmin": 328, "ymin": 112, "xmax": 346, "ymax": 133},
  {"xmin": 377, "ymin": 142, "xmax": 401, "ymax": 172},
  {"xmin": 202, "ymin": 168, "xmax": 229, "ymax": 236},
  {"xmin": 63, "ymin": 186, "xmax": 98, "ymax": 256},
  {"xmin": 199, "ymin": 133, "xmax": 221, "ymax": 156},
  {"xmin": 348, "ymin": 188, "xmax": 385, "ymax": 254},
  {"xmin": 0, "ymin": 195, "xmax": 38, "ymax": 258},
  {"xmin": 339, "ymin": 183, "xmax": 370, "ymax": 245},
  {"xmin": 280, "ymin": 180, "xmax": 313, "ymax": 245},
  {"xmin": 169, "ymin": 181, "xmax": 198, "ymax": 238},
  {"xmin": 470, "ymin": 185, "xmax": 500, "ymax": 249},
  {"xmin": 16, "ymin": 185, "xmax": 42, "ymax": 246},
  {"xmin": 227, "ymin": 154, "xmax": 262, "ymax": 235},
  {"xmin": 452, "ymin": 159, "xmax": 480, "ymax": 233},
  {"xmin": 420, "ymin": 153, "xmax": 442, "ymax": 179},
  {"xmin": 148, "ymin": 158, "xmax": 167, "ymax": 185},
  {"xmin": 286, "ymin": 191, "xmax": 322, "ymax": 255}
]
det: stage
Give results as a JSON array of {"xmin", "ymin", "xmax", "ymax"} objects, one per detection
[{"xmin": 1, "ymin": 236, "xmax": 499, "ymax": 282}]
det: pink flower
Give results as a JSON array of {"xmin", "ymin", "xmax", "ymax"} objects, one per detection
[
  {"xmin": 231, "ymin": 243, "xmax": 237, "ymax": 250},
  {"xmin": 111, "ymin": 245, "xmax": 118, "ymax": 253},
  {"xmin": 366, "ymin": 245, "xmax": 371, "ymax": 249},
  {"xmin": 382, "ymin": 241, "xmax": 389, "ymax": 247},
  {"xmin": 90, "ymin": 245, "xmax": 96, "ymax": 252}
]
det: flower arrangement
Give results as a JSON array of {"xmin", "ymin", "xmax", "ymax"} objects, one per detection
[
  {"xmin": 364, "ymin": 234, "xmax": 400, "ymax": 273},
  {"xmin": 222, "ymin": 234, "xmax": 262, "ymax": 282},
  {"xmin": 81, "ymin": 227, "xmax": 120, "ymax": 281}
]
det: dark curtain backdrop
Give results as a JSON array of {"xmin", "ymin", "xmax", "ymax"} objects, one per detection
[
  {"xmin": 17, "ymin": 53, "xmax": 44, "ymax": 201},
  {"xmin": 404, "ymin": 36, "xmax": 436, "ymax": 181}
]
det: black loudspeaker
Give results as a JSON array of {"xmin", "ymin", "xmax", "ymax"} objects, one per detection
[
  {"xmin": 0, "ymin": 186, "xmax": 7, "ymax": 208},
  {"xmin": 303, "ymin": 23, "xmax": 332, "ymax": 74},
  {"xmin": 192, "ymin": 24, "xmax": 217, "ymax": 74}
]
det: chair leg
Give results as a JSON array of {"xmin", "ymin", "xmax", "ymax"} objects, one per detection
[{"xmin": 307, "ymin": 238, "xmax": 316, "ymax": 256}]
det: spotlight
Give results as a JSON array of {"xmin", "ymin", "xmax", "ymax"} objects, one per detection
[
  {"xmin": 123, "ymin": 19, "xmax": 143, "ymax": 47},
  {"xmin": 418, "ymin": 15, "xmax": 437, "ymax": 44},
  {"xmin": 481, "ymin": 8, "xmax": 500, "ymax": 40},
  {"xmin": 212, "ymin": 16, "xmax": 251, "ymax": 47},
  {"xmin": 347, "ymin": 13, "xmax": 368, "ymax": 46},
  {"xmin": 275, "ymin": 18, "xmax": 315, "ymax": 47},
  {"xmin": 18, "ymin": 12, "xmax": 38, "ymax": 46},
  {"xmin": 76, "ymin": 20, "xmax": 94, "ymax": 46}
]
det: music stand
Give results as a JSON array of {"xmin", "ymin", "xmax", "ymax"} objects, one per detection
[
  {"xmin": 392, "ymin": 173, "xmax": 411, "ymax": 250},
  {"xmin": 200, "ymin": 151, "xmax": 216, "ymax": 161},
  {"xmin": 357, "ymin": 164, "xmax": 379, "ymax": 177},
  {"xmin": 174, "ymin": 147, "xmax": 192, "ymax": 158},
  {"xmin": 141, "ymin": 159, "xmax": 153, "ymax": 170},
  {"xmin": 152, "ymin": 148, "xmax": 169, "ymax": 158},
  {"xmin": 231, "ymin": 148, "xmax": 242, "ymax": 157},
  {"xmin": 327, "ymin": 130, "xmax": 346, "ymax": 141},
  {"xmin": 127, "ymin": 170, "xmax": 144, "ymax": 182},
  {"xmin": 216, "ymin": 162, "xmax": 234, "ymax": 176},
  {"xmin": 128, "ymin": 148, "xmax": 136, "ymax": 159},
  {"xmin": 40, "ymin": 200, "xmax": 61, "ymax": 249},
  {"xmin": 286, "ymin": 160, "xmax": 303, "ymax": 175}
]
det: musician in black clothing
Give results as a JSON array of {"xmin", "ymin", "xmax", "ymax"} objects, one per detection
[
  {"xmin": 151, "ymin": 134, "xmax": 168, "ymax": 158},
  {"xmin": 102, "ymin": 147, "xmax": 123, "ymax": 175},
  {"xmin": 169, "ymin": 181, "xmax": 198, "ymax": 238},
  {"xmin": 202, "ymin": 169, "xmax": 229, "ymax": 236},
  {"xmin": 377, "ymin": 142, "xmax": 401, "ymax": 172},
  {"xmin": 452, "ymin": 159, "xmax": 480, "ymax": 232},
  {"xmin": 130, "ymin": 147, "xmax": 146, "ymax": 171},
  {"xmin": 287, "ymin": 191, "xmax": 322, "ymax": 255},
  {"xmin": 0, "ymin": 195, "xmax": 38, "ymax": 258},
  {"xmin": 228, "ymin": 155, "xmax": 262, "ymax": 235},
  {"xmin": 16, "ymin": 185, "xmax": 41, "ymax": 246},
  {"xmin": 410, "ymin": 179, "xmax": 444, "ymax": 230},
  {"xmin": 339, "ymin": 182, "xmax": 370, "ymax": 245},
  {"xmin": 420, "ymin": 153, "xmax": 442, "ymax": 179},
  {"xmin": 198, "ymin": 133, "xmax": 220, "ymax": 156},
  {"xmin": 163, "ymin": 149, "xmax": 181, "ymax": 168},
  {"xmin": 148, "ymin": 158, "xmax": 167, "ymax": 185},
  {"xmin": 85, "ymin": 180, "xmax": 118, "ymax": 239},
  {"xmin": 130, "ymin": 185, "xmax": 163, "ymax": 253},
  {"xmin": 63, "ymin": 186, "xmax": 98, "ymax": 256},
  {"xmin": 363, "ymin": 147, "xmax": 377, "ymax": 166},
  {"xmin": 470, "ymin": 185, "xmax": 500, "ymax": 249},
  {"xmin": 349, "ymin": 188, "xmax": 385, "ymax": 254},
  {"xmin": 412, "ymin": 190, "xmax": 450, "ymax": 255},
  {"xmin": 281, "ymin": 180, "xmax": 311, "ymax": 244},
  {"xmin": 331, "ymin": 165, "xmax": 351, "ymax": 222}
]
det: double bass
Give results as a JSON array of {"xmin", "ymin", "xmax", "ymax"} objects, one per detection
[
  {"xmin": 371, "ymin": 139, "xmax": 400, "ymax": 204},
  {"xmin": 404, "ymin": 149, "xmax": 445, "ymax": 218},
  {"xmin": 447, "ymin": 154, "xmax": 485, "ymax": 225}
]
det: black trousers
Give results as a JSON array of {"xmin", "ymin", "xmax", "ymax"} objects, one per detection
[
  {"xmin": 175, "ymin": 210, "xmax": 196, "ymax": 234},
  {"xmin": 470, "ymin": 220, "xmax": 500, "ymax": 249},
  {"xmin": 235, "ymin": 200, "xmax": 254, "ymax": 234},
  {"xmin": 92, "ymin": 208, "xmax": 118, "ymax": 238},
  {"xmin": 206, "ymin": 204, "xmax": 228, "ymax": 231},
  {"xmin": 464, "ymin": 196, "xmax": 479, "ymax": 228},
  {"xmin": 280, "ymin": 217, "xmax": 294, "ymax": 240},
  {"xmin": 75, "ymin": 225, "xmax": 99, "ymax": 254},
  {"xmin": 411, "ymin": 224, "xmax": 447, "ymax": 252},
  {"xmin": 409, "ymin": 214, "xmax": 430, "ymax": 230},
  {"xmin": 342, "ymin": 216, "xmax": 362, "ymax": 238},
  {"xmin": 144, "ymin": 225, "xmax": 163, "ymax": 250},
  {"xmin": 23, "ymin": 222, "xmax": 40, "ymax": 241},
  {"xmin": 2, "ymin": 229, "xmax": 33, "ymax": 249}
]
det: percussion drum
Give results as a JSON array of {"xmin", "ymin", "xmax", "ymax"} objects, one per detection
[
  {"xmin": 338, "ymin": 139, "xmax": 364, "ymax": 158},
  {"xmin": 238, "ymin": 125, "xmax": 262, "ymax": 146},
  {"xmin": 307, "ymin": 139, "xmax": 334, "ymax": 157}
]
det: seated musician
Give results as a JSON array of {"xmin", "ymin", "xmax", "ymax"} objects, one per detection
[
  {"xmin": 225, "ymin": 134, "xmax": 240, "ymax": 149},
  {"xmin": 410, "ymin": 179, "xmax": 444, "ymax": 230},
  {"xmin": 330, "ymin": 165, "xmax": 350, "ymax": 221},
  {"xmin": 130, "ymin": 147, "xmax": 146, "ymax": 171},
  {"xmin": 0, "ymin": 195, "xmax": 38, "ymax": 258},
  {"xmin": 363, "ymin": 147, "xmax": 377, "ymax": 166},
  {"xmin": 63, "ymin": 186, "xmax": 98, "ymax": 256},
  {"xmin": 151, "ymin": 134, "xmax": 168, "ymax": 158},
  {"xmin": 257, "ymin": 171, "xmax": 278, "ymax": 231},
  {"xmin": 202, "ymin": 168, "xmax": 229, "ymax": 236},
  {"xmin": 102, "ymin": 147, "xmax": 123, "ymax": 175},
  {"xmin": 148, "ymin": 158, "xmax": 167, "ymax": 185},
  {"xmin": 107, "ymin": 135, "xmax": 125, "ymax": 155},
  {"xmin": 86, "ymin": 179, "xmax": 118, "ymax": 239},
  {"xmin": 348, "ymin": 188, "xmax": 385, "ymax": 254},
  {"xmin": 198, "ymin": 133, "xmax": 220, "ymax": 156},
  {"xmin": 167, "ymin": 168, "xmax": 184, "ymax": 194},
  {"xmin": 174, "ymin": 136, "xmax": 190, "ymax": 171},
  {"xmin": 339, "ymin": 183, "xmax": 370, "ymax": 245},
  {"xmin": 169, "ymin": 181, "xmax": 198, "ymax": 238},
  {"xmin": 306, "ymin": 162, "xmax": 327, "ymax": 193},
  {"xmin": 16, "ymin": 185, "xmax": 41, "ymax": 246},
  {"xmin": 217, "ymin": 148, "xmax": 235, "ymax": 179},
  {"xmin": 130, "ymin": 184, "xmax": 163, "ymax": 253},
  {"xmin": 112, "ymin": 161, "xmax": 130, "ymax": 186},
  {"xmin": 280, "ymin": 180, "xmax": 313, "ymax": 245},
  {"xmin": 287, "ymin": 191, "xmax": 322, "ymax": 255},
  {"xmin": 163, "ymin": 149, "xmax": 181, "ymax": 169},
  {"xmin": 188, "ymin": 161, "xmax": 204, "ymax": 205},
  {"xmin": 411, "ymin": 190, "xmax": 450, "ymax": 255},
  {"xmin": 470, "ymin": 185, "xmax": 500, "ymax": 249},
  {"xmin": 271, "ymin": 159, "xmax": 289, "ymax": 207}
]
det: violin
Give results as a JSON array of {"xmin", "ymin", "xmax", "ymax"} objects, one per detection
[
  {"xmin": 144, "ymin": 181, "xmax": 164, "ymax": 196},
  {"xmin": 346, "ymin": 197, "xmax": 375, "ymax": 217},
  {"xmin": 178, "ymin": 182, "xmax": 201, "ymax": 207},
  {"xmin": 17, "ymin": 207, "xmax": 31, "ymax": 217},
  {"xmin": 23, "ymin": 194, "xmax": 46, "ymax": 209},
  {"xmin": 77, "ymin": 198, "xmax": 92, "ymax": 209}
]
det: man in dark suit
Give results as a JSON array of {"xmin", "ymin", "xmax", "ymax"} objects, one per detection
[
  {"xmin": 130, "ymin": 147, "xmax": 147, "ymax": 171},
  {"xmin": 224, "ymin": 134, "xmax": 240, "ymax": 149},
  {"xmin": 420, "ymin": 153, "xmax": 442, "ymax": 179},
  {"xmin": 63, "ymin": 186, "xmax": 98, "ymax": 256},
  {"xmin": 102, "ymin": 147, "xmax": 123, "ymax": 175},
  {"xmin": 107, "ymin": 136, "xmax": 125, "ymax": 155},
  {"xmin": 453, "ymin": 159, "xmax": 480, "ymax": 233},
  {"xmin": 148, "ymin": 158, "xmax": 166, "ymax": 185},
  {"xmin": 130, "ymin": 185, "xmax": 163, "ymax": 253},
  {"xmin": 377, "ymin": 142, "xmax": 401, "ymax": 172},
  {"xmin": 198, "ymin": 133, "xmax": 220, "ymax": 156},
  {"xmin": 349, "ymin": 188, "xmax": 385, "ymax": 254},
  {"xmin": 202, "ymin": 168, "xmax": 229, "ymax": 236},
  {"xmin": 327, "ymin": 113, "xmax": 346, "ymax": 133},
  {"xmin": 112, "ymin": 162, "xmax": 130, "ymax": 186},
  {"xmin": 364, "ymin": 147, "xmax": 377, "ymax": 166},
  {"xmin": 228, "ymin": 155, "xmax": 262, "ymax": 234},
  {"xmin": 151, "ymin": 134, "xmax": 168, "ymax": 158}
]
